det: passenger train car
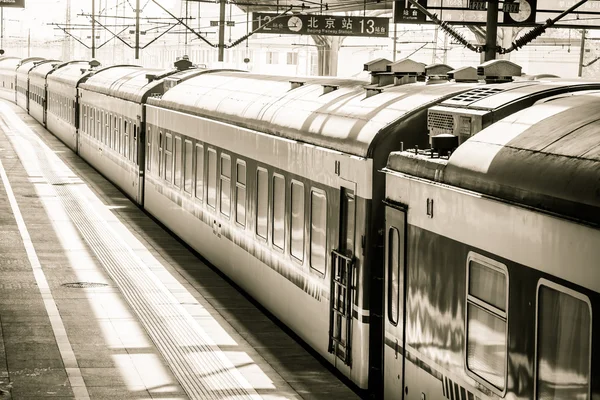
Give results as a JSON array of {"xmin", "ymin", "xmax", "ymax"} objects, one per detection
[
  {"xmin": 15, "ymin": 57, "xmax": 45, "ymax": 110},
  {"xmin": 1, "ymin": 54, "xmax": 597, "ymax": 399},
  {"xmin": 0, "ymin": 56, "xmax": 20, "ymax": 102},
  {"xmin": 382, "ymin": 90, "xmax": 600, "ymax": 400}
]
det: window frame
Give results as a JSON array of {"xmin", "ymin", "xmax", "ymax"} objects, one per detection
[
  {"xmin": 463, "ymin": 251, "xmax": 509, "ymax": 396},
  {"xmin": 183, "ymin": 139, "xmax": 193, "ymax": 195},
  {"xmin": 533, "ymin": 279, "xmax": 592, "ymax": 400},
  {"xmin": 290, "ymin": 180, "xmax": 305, "ymax": 264},
  {"xmin": 387, "ymin": 226, "xmax": 401, "ymax": 326},
  {"xmin": 309, "ymin": 188, "xmax": 327, "ymax": 276},
  {"xmin": 174, "ymin": 136, "xmax": 182, "ymax": 189},
  {"xmin": 235, "ymin": 159, "xmax": 247, "ymax": 227},
  {"xmin": 271, "ymin": 173, "xmax": 286, "ymax": 252},
  {"xmin": 206, "ymin": 147, "xmax": 218, "ymax": 210},
  {"xmin": 219, "ymin": 153, "xmax": 232, "ymax": 218},
  {"xmin": 255, "ymin": 167, "xmax": 269, "ymax": 241},
  {"xmin": 195, "ymin": 143, "xmax": 204, "ymax": 202}
]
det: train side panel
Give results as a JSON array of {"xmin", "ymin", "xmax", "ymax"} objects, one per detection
[
  {"xmin": 78, "ymin": 89, "xmax": 142, "ymax": 203},
  {"xmin": 384, "ymin": 170, "xmax": 600, "ymax": 400},
  {"xmin": 46, "ymin": 80, "xmax": 78, "ymax": 151},
  {"xmin": 145, "ymin": 105, "xmax": 373, "ymax": 388}
]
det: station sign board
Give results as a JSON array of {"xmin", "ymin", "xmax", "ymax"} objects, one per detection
[
  {"xmin": 0, "ymin": 0, "xmax": 25, "ymax": 7},
  {"xmin": 394, "ymin": 0, "xmax": 428, "ymax": 23},
  {"xmin": 252, "ymin": 13, "xmax": 390, "ymax": 37}
]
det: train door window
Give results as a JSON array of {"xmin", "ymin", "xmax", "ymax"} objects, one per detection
[
  {"xmin": 118, "ymin": 117, "xmax": 123, "ymax": 155},
  {"xmin": 96, "ymin": 110, "xmax": 101, "ymax": 140},
  {"xmin": 158, "ymin": 131, "xmax": 164, "ymax": 177},
  {"xmin": 256, "ymin": 167, "xmax": 268, "ymax": 240},
  {"xmin": 82, "ymin": 106, "xmax": 87, "ymax": 133},
  {"xmin": 174, "ymin": 136, "xmax": 182, "ymax": 188},
  {"xmin": 165, "ymin": 133, "xmax": 173, "ymax": 183},
  {"xmin": 535, "ymin": 282, "xmax": 591, "ymax": 400},
  {"xmin": 195, "ymin": 143, "xmax": 204, "ymax": 201},
  {"xmin": 309, "ymin": 190, "xmax": 327, "ymax": 275},
  {"xmin": 123, "ymin": 120, "xmax": 129, "ymax": 159},
  {"xmin": 290, "ymin": 180, "xmax": 305, "ymax": 262},
  {"xmin": 183, "ymin": 140, "xmax": 193, "ymax": 194},
  {"xmin": 388, "ymin": 227, "xmax": 400, "ymax": 325},
  {"xmin": 272, "ymin": 174, "xmax": 285, "ymax": 250},
  {"xmin": 465, "ymin": 253, "xmax": 508, "ymax": 392},
  {"xmin": 133, "ymin": 124, "xmax": 138, "ymax": 164},
  {"xmin": 90, "ymin": 108, "xmax": 95, "ymax": 138},
  {"xmin": 113, "ymin": 115, "xmax": 118, "ymax": 151},
  {"xmin": 207, "ymin": 148, "xmax": 217, "ymax": 209},
  {"xmin": 104, "ymin": 112, "xmax": 109, "ymax": 145},
  {"xmin": 146, "ymin": 128, "xmax": 152, "ymax": 172},
  {"xmin": 220, "ymin": 153, "xmax": 231, "ymax": 218},
  {"xmin": 235, "ymin": 160, "xmax": 246, "ymax": 226}
]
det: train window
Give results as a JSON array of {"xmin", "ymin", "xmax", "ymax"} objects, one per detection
[
  {"xmin": 118, "ymin": 117, "xmax": 123, "ymax": 155},
  {"xmin": 123, "ymin": 120, "xmax": 129, "ymax": 159},
  {"xmin": 82, "ymin": 106, "xmax": 87, "ymax": 134},
  {"xmin": 309, "ymin": 190, "xmax": 327, "ymax": 275},
  {"xmin": 183, "ymin": 140, "xmax": 193, "ymax": 194},
  {"xmin": 113, "ymin": 116, "xmax": 118, "ymax": 151},
  {"xmin": 387, "ymin": 227, "xmax": 401, "ymax": 325},
  {"xmin": 465, "ymin": 254, "xmax": 508, "ymax": 392},
  {"xmin": 220, "ymin": 154, "xmax": 231, "ymax": 218},
  {"xmin": 256, "ymin": 168, "xmax": 268, "ymax": 240},
  {"xmin": 536, "ymin": 283, "xmax": 591, "ymax": 400},
  {"xmin": 174, "ymin": 136, "xmax": 182, "ymax": 188},
  {"xmin": 165, "ymin": 133, "xmax": 173, "ymax": 183},
  {"xmin": 97, "ymin": 110, "xmax": 101, "ymax": 140},
  {"xmin": 235, "ymin": 161, "xmax": 246, "ymax": 226},
  {"xmin": 195, "ymin": 144, "xmax": 204, "ymax": 201},
  {"xmin": 207, "ymin": 148, "xmax": 217, "ymax": 209},
  {"xmin": 158, "ymin": 131, "xmax": 163, "ymax": 177},
  {"xmin": 272, "ymin": 174, "xmax": 285, "ymax": 251},
  {"xmin": 104, "ymin": 112, "xmax": 109, "ymax": 145},
  {"xmin": 290, "ymin": 180, "xmax": 304, "ymax": 262},
  {"xmin": 133, "ymin": 125, "xmax": 138, "ymax": 164}
]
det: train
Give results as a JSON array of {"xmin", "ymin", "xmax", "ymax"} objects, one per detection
[{"xmin": 0, "ymin": 54, "xmax": 597, "ymax": 400}]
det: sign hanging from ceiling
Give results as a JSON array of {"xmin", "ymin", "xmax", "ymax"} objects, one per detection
[
  {"xmin": 0, "ymin": 0, "xmax": 25, "ymax": 7},
  {"xmin": 394, "ymin": 0, "xmax": 428, "ymax": 23},
  {"xmin": 252, "ymin": 13, "xmax": 390, "ymax": 37}
]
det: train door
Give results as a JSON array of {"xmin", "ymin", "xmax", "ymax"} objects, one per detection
[
  {"xmin": 384, "ymin": 203, "xmax": 407, "ymax": 399},
  {"xmin": 328, "ymin": 185, "xmax": 356, "ymax": 367}
]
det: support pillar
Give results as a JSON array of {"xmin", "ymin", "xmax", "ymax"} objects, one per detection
[{"xmin": 485, "ymin": 0, "xmax": 498, "ymax": 61}]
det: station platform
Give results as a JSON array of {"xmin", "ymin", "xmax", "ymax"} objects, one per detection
[{"xmin": 0, "ymin": 100, "xmax": 360, "ymax": 400}]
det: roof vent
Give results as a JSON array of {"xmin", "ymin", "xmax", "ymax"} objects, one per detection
[
  {"xmin": 431, "ymin": 134, "xmax": 459, "ymax": 157},
  {"xmin": 322, "ymin": 84, "xmax": 338, "ymax": 95},
  {"xmin": 174, "ymin": 55, "xmax": 193, "ymax": 71},
  {"xmin": 425, "ymin": 63, "xmax": 453, "ymax": 84},
  {"xmin": 146, "ymin": 74, "xmax": 158, "ymax": 83},
  {"xmin": 290, "ymin": 80, "xmax": 305, "ymax": 90},
  {"xmin": 364, "ymin": 58, "xmax": 392, "ymax": 73},
  {"xmin": 477, "ymin": 59, "xmax": 521, "ymax": 83},
  {"xmin": 387, "ymin": 58, "xmax": 426, "ymax": 75},
  {"xmin": 448, "ymin": 66, "xmax": 479, "ymax": 83}
]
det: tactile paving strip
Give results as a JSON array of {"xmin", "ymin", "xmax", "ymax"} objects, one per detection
[{"xmin": 2, "ymin": 111, "xmax": 260, "ymax": 400}]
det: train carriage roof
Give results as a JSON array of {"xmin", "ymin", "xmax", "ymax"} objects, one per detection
[
  {"xmin": 47, "ymin": 61, "xmax": 98, "ymax": 87},
  {"xmin": 387, "ymin": 90, "xmax": 600, "ymax": 224},
  {"xmin": 29, "ymin": 60, "xmax": 61, "ymax": 79},
  {"xmin": 80, "ymin": 65, "xmax": 175, "ymax": 103},
  {"xmin": 0, "ymin": 57, "xmax": 20, "ymax": 73},
  {"xmin": 16, "ymin": 57, "xmax": 45, "ymax": 74},
  {"xmin": 148, "ymin": 71, "xmax": 477, "ymax": 157}
]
